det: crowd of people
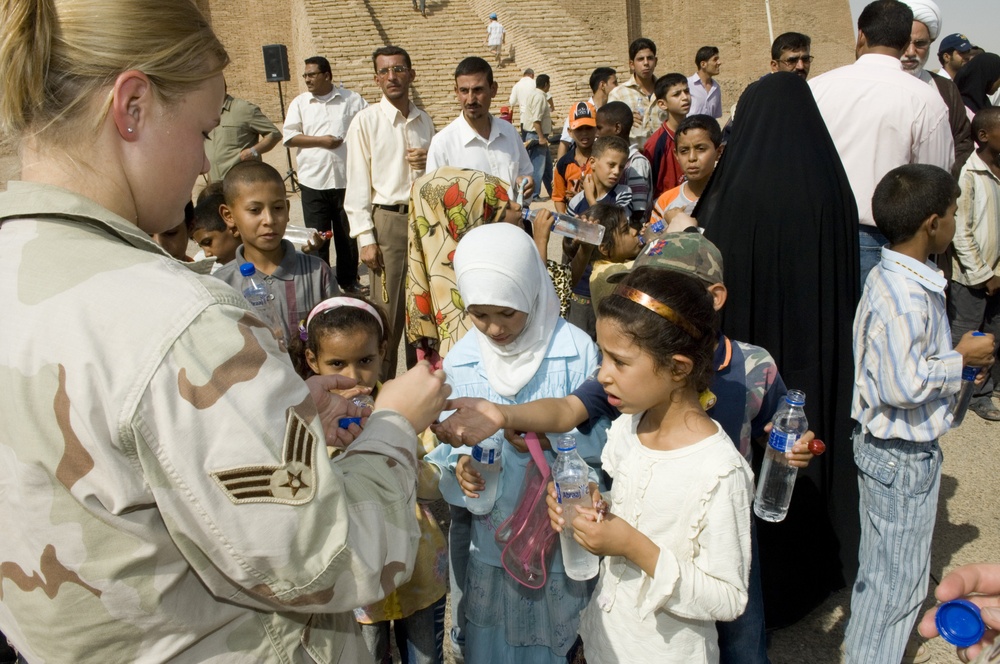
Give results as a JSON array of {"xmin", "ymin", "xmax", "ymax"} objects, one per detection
[{"xmin": 2, "ymin": 0, "xmax": 1000, "ymax": 663}]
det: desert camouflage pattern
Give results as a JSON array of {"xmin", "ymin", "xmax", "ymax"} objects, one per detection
[{"xmin": 0, "ymin": 182, "xmax": 421, "ymax": 663}]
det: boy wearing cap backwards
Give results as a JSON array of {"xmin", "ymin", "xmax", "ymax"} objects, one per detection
[
  {"xmin": 432, "ymin": 230, "xmax": 819, "ymax": 664},
  {"xmin": 485, "ymin": 13, "xmax": 505, "ymax": 66},
  {"xmin": 553, "ymin": 101, "xmax": 598, "ymax": 213}
]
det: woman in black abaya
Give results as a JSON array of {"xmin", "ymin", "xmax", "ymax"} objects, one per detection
[{"xmin": 696, "ymin": 72, "xmax": 860, "ymax": 628}]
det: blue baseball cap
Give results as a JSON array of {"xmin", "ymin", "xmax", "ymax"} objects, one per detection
[
  {"xmin": 489, "ymin": 12, "xmax": 497, "ymax": 18},
  {"xmin": 938, "ymin": 33, "xmax": 973, "ymax": 54}
]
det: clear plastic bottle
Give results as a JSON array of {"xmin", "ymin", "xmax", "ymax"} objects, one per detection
[
  {"xmin": 466, "ymin": 435, "xmax": 502, "ymax": 515},
  {"xmin": 283, "ymin": 226, "xmax": 332, "ymax": 246},
  {"xmin": 522, "ymin": 208, "xmax": 606, "ymax": 245},
  {"xmin": 951, "ymin": 332, "xmax": 986, "ymax": 427},
  {"xmin": 239, "ymin": 263, "xmax": 286, "ymax": 346},
  {"xmin": 553, "ymin": 434, "xmax": 599, "ymax": 580},
  {"xmin": 754, "ymin": 390, "xmax": 808, "ymax": 523}
]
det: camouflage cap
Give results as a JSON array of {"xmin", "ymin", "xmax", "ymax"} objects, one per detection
[{"xmin": 607, "ymin": 230, "xmax": 724, "ymax": 285}]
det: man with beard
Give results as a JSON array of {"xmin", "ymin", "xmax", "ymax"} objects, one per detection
[
  {"xmin": 937, "ymin": 32, "xmax": 974, "ymax": 80},
  {"xmin": 769, "ymin": 32, "xmax": 813, "ymax": 79},
  {"xmin": 901, "ymin": 0, "xmax": 974, "ymax": 176},
  {"xmin": 427, "ymin": 56, "xmax": 534, "ymax": 200},
  {"xmin": 345, "ymin": 46, "xmax": 435, "ymax": 380}
]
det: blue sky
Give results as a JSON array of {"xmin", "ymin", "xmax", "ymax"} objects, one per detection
[{"xmin": 849, "ymin": 0, "xmax": 1000, "ymax": 56}]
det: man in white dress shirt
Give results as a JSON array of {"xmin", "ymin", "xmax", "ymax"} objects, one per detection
[
  {"xmin": 345, "ymin": 46, "xmax": 434, "ymax": 379},
  {"xmin": 508, "ymin": 68, "xmax": 535, "ymax": 136},
  {"xmin": 284, "ymin": 56, "xmax": 368, "ymax": 293},
  {"xmin": 810, "ymin": 0, "xmax": 953, "ymax": 285},
  {"xmin": 427, "ymin": 56, "xmax": 534, "ymax": 201}
]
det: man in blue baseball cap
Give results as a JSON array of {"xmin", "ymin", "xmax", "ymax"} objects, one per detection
[{"xmin": 937, "ymin": 33, "xmax": 973, "ymax": 80}]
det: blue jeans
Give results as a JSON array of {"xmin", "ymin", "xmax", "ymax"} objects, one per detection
[
  {"xmin": 717, "ymin": 518, "xmax": 769, "ymax": 664},
  {"xmin": 843, "ymin": 430, "xmax": 942, "ymax": 663},
  {"xmin": 858, "ymin": 226, "xmax": 888, "ymax": 291},
  {"xmin": 524, "ymin": 131, "xmax": 553, "ymax": 198},
  {"xmin": 360, "ymin": 595, "xmax": 447, "ymax": 664},
  {"xmin": 448, "ymin": 504, "xmax": 472, "ymax": 660}
]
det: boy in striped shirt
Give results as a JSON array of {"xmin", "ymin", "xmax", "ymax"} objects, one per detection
[{"xmin": 844, "ymin": 164, "xmax": 996, "ymax": 664}]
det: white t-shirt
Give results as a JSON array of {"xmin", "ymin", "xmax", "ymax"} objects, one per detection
[
  {"xmin": 579, "ymin": 414, "xmax": 754, "ymax": 664},
  {"xmin": 486, "ymin": 21, "xmax": 505, "ymax": 46},
  {"xmin": 426, "ymin": 114, "xmax": 532, "ymax": 198}
]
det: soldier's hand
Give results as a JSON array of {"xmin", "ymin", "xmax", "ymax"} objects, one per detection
[
  {"xmin": 377, "ymin": 361, "xmax": 450, "ymax": 432},
  {"xmin": 306, "ymin": 374, "xmax": 365, "ymax": 448}
]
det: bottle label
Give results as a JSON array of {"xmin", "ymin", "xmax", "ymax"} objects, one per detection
[
  {"xmin": 471, "ymin": 445, "xmax": 499, "ymax": 465},
  {"xmin": 962, "ymin": 366, "xmax": 979, "ymax": 381},
  {"xmin": 555, "ymin": 481, "xmax": 585, "ymax": 504},
  {"xmin": 768, "ymin": 430, "xmax": 798, "ymax": 453}
]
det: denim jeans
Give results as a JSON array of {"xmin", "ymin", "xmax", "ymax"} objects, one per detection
[
  {"xmin": 361, "ymin": 595, "xmax": 446, "ymax": 664},
  {"xmin": 858, "ymin": 225, "xmax": 888, "ymax": 291},
  {"xmin": 843, "ymin": 430, "xmax": 942, "ymax": 663},
  {"xmin": 448, "ymin": 504, "xmax": 472, "ymax": 661},
  {"xmin": 524, "ymin": 131, "xmax": 553, "ymax": 198},
  {"xmin": 717, "ymin": 518, "xmax": 769, "ymax": 664}
]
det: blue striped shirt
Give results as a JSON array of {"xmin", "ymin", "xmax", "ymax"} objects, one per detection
[{"xmin": 852, "ymin": 247, "xmax": 963, "ymax": 441}]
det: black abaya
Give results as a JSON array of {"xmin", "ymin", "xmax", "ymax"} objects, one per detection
[{"xmin": 696, "ymin": 72, "xmax": 861, "ymax": 628}]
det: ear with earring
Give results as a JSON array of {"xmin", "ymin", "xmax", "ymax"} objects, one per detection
[{"xmin": 127, "ymin": 127, "xmax": 134, "ymax": 133}]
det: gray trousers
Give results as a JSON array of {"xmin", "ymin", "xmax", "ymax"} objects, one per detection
[{"xmin": 948, "ymin": 281, "xmax": 1000, "ymax": 395}]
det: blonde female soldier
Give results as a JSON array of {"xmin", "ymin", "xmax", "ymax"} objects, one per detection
[{"xmin": 0, "ymin": 0, "xmax": 449, "ymax": 661}]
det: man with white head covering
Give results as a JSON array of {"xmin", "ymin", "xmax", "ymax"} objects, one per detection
[{"xmin": 901, "ymin": 0, "xmax": 974, "ymax": 175}]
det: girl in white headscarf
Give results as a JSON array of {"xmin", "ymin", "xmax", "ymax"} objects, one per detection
[{"xmin": 426, "ymin": 223, "xmax": 607, "ymax": 663}]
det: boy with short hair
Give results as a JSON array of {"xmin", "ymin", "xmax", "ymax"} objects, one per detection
[
  {"xmin": 650, "ymin": 115, "xmax": 722, "ymax": 225},
  {"xmin": 214, "ymin": 161, "xmax": 337, "ymax": 341},
  {"xmin": 596, "ymin": 101, "xmax": 653, "ymax": 218},
  {"xmin": 844, "ymin": 164, "xmax": 996, "ymax": 664},
  {"xmin": 553, "ymin": 101, "xmax": 597, "ymax": 213},
  {"xmin": 948, "ymin": 106, "xmax": 1000, "ymax": 420},
  {"xmin": 568, "ymin": 135, "xmax": 633, "ymax": 216},
  {"xmin": 152, "ymin": 202, "xmax": 195, "ymax": 262},
  {"xmin": 643, "ymin": 73, "xmax": 692, "ymax": 198},
  {"xmin": 191, "ymin": 182, "xmax": 241, "ymax": 269}
]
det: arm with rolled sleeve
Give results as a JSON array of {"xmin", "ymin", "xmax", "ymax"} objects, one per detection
[
  {"xmin": 282, "ymin": 96, "xmax": 304, "ymax": 145},
  {"xmin": 132, "ymin": 302, "xmax": 420, "ymax": 613},
  {"xmin": 344, "ymin": 114, "xmax": 377, "ymax": 247},
  {"xmin": 870, "ymin": 310, "xmax": 963, "ymax": 409},
  {"xmin": 636, "ymin": 466, "xmax": 752, "ymax": 622}
]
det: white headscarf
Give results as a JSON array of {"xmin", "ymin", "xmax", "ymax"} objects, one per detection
[
  {"xmin": 903, "ymin": 0, "xmax": 942, "ymax": 40},
  {"xmin": 454, "ymin": 223, "xmax": 560, "ymax": 397}
]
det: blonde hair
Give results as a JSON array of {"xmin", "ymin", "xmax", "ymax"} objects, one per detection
[{"xmin": 0, "ymin": 0, "xmax": 228, "ymax": 148}]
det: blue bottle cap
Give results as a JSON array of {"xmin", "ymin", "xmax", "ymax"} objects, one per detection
[
  {"xmin": 338, "ymin": 416, "xmax": 362, "ymax": 429},
  {"xmin": 936, "ymin": 599, "xmax": 985, "ymax": 648},
  {"xmin": 239, "ymin": 262, "xmax": 256, "ymax": 277}
]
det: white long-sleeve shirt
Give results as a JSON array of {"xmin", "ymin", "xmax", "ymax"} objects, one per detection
[
  {"xmin": 344, "ymin": 96, "xmax": 434, "ymax": 246},
  {"xmin": 810, "ymin": 53, "xmax": 954, "ymax": 227}
]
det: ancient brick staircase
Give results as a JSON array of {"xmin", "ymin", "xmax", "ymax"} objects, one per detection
[{"xmin": 303, "ymin": 0, "xmax": 625, "ymax": 130}]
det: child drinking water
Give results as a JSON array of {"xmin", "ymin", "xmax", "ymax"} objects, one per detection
[
  {"xmin": 553, "ymin": 266, "xmax": 754, "ymax": 663},
  {"xmin": 292, "ymin": 297, "xmax": 448, "ymax": 664},
  {"xmin": 426, "ymin": 223, "xmax": 606, "ymax": 663}
]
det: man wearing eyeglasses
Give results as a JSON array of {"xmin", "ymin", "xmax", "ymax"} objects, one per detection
[
  {"xmin": 899, "ymin": 0, "xmax": 973, "ymax": 177},
  {"xmin": 345, "ymin": 46, "xmax": 435, "ymax": 379},
  {"xmin": 769, "ymin": 32, "xmax": 813, "ymax": 80},
  {"xmin": 284, "ymin": 56, "xmax": 369, "ymax": 295}
]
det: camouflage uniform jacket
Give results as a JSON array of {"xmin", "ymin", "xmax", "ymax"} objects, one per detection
[{"xmin": 0, "ymin": 181, "xmax": 421, "ymax": 663}]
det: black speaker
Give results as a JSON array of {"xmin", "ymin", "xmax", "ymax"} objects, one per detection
[{"xmin": 262, "ymin": 44, "xmax": 290, "ymax": 82}]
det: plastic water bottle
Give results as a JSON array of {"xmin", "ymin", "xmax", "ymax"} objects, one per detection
[
  {"xmin": 338, "ymin": 395, "xmax": 375, "ymax": 429},
  {"xmin": 754, "ymin": 390, "xmax": 808, "ymax": 523},
  {"xmin": 239, "ymin": 263, "xmax": 286, "ymax": 345},
  {"xmin": 283, "ymin": 226, "xmax": 332, "ymax": 246},
  {"xmin": 467, "ymin": 435, "xmax": 502, "ymax": 515},
  {"xmin": 951, "ymin": 332, "xmax": 986, "ymax": 427},
  {"xmin": 522, "ymin": 208, "xmax": 606, "ymax": 245},
  {"xmin": 553, "ymin": 434, "xmax": 599, "ymax": 580}
]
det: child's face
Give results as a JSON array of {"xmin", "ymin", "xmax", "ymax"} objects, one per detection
[
  {"xmin": 193, "ymin": 228, "xmax": 241, "ymax": 265},
  {"xmin": 591, "ymin": 150, "xmax": 627, "ymax": 189},
  {"xmin": 594, "ymin": 116, "xmax": 619, "ymax": 138},
  {"xmin": 152, "ymin": 220, "xmax": 190, "ymax": 261},
  {"xmin": 607, "ymin": 221, "xmax": 643, "ymax": 263},
  {"xmin": 930, "ymin": 200, "xmax": 958, "ymax": 254},
  {"xmin": 467, "ymin": 304, "xmax": 529, "ymax": 346},
  {"xmin": 221, "ymin": 181, "xmax": 290, "ymax": 254},
  {"xmin": 979, "ymin": 123, "xmax": 1000, "ymax": 154},
  {"xmin": 571, "ymin": 125, "xmax": 596, "ymax": 149},
  {"xmin": 656, "ymin": 83, "xmax": 691, "ymax": 117},
  {"xmin": 596, "ymin": 318, "xmax": 676, "ymax": 414},
  {"xmin": 675, "ymin": 129, "xmax": 719, "ymax": 185},
  {"xmin": 306, "ymin": 329, "xmax": 385, "ymax": 388}
]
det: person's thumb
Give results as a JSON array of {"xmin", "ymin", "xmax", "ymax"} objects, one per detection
[{"xmin": 982, "ymin": 607, "xmax": 1000, "ymax": 629}]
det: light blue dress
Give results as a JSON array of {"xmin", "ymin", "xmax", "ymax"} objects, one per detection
[{"xmin": 427, "ymin": 318, "xmax": 607, "ymax": 662}]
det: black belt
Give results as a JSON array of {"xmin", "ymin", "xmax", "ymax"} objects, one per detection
[{"xmin": 374, "ymin": 203, "xmax": 409, "ymax": 214}]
